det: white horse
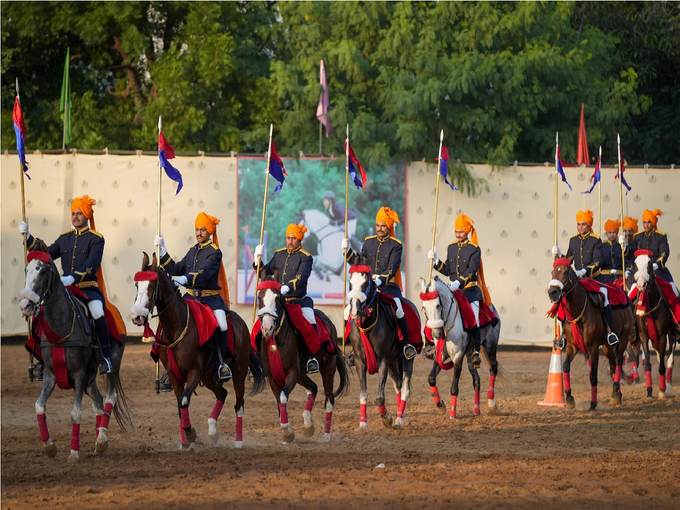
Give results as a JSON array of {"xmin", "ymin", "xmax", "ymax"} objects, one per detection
[
  {"xmin": 419, "ymin": 277, "xmax": 482, "ymax": 419},
  {"xmin": 297, "ymin": 209, "xmax": 352, "ymax": 280}
]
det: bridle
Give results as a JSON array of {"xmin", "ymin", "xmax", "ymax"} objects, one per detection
[
  {"xmin": 421, "ymin": 285, "xmax": 459, "ymax": 337},
  {"xmin": 258, "ymin": 291, "xmax": 287, "ymax": 337},
  {"xmin": 554, "ymin": 266, "xmax": 588, "ymax": 324},
  {"xmin": 135, "ymin": 267, "xmax": 179, "ymax": 322}
]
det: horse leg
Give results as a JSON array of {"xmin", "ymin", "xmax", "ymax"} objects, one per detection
[
  {"xmin": 666, "ymin": 338, "xmax": 675, "ymax": 393},
  {"xmin": 658, "ymin": 338, "xmax": 668, "ymax": 399},
  {"xmin": 35, "ymin": 373, "xmax": 58, "ymax": 459},
  {"xmin": 449, "ymin": 354, "xmax": 465, "ymax": 419},
  {"xmin": 206, "ymin": 385, "xmax": 228, "ymax": 446},
  {"xmin": 319, "ymin": 354, "xmax": 337, "ymax": 442},
  {"xmin": 641, "ymin": 339, "xmax": 654, "ymax": 398},
  {"xmin": 467, "ymin": 354, "xmax": 481, "ymax": 416},
  {"xmin": 605, "ymin": 343, "xmax": 623, "ymax": 407},
  {"xmin": 393, "ymin": 359, "xmax": 413, "ymax": 428},
  {"xmin": 278, "ymin": 374, "xmax": 297, "ymax": 444},
  {"xmin": 298, "ymin": 374, "xmax": 319, "ymax": 438},
  {"xmin": 68, "ymin": 380, "xmax": 86, "ymax": 463},
  {"xmin": 357, "ymin": 360, "xmax": 369, "ymax": 430},
  {"xmin": 485, "ymin": 344, "xmax": 500, "ymax": 414},
  {"xmin": 563, "ymin": 346, "xmax": 578, "ymax": 409},
  {"xmin": 428, "ymin": 361, "xmax": 446, "ymax": 414},
  {"xmin": 376, "ymin": 360, "xmax": 393, "ymax": 428},
  {"xmin": 588, "ymin": 344, "xmax": 600, "ymax": 411},
  {"xmin": 177, "ymin": 370, "xmax": 202, "ymax": 450},
  {"xmin": 626, "ymin": 343, "xmax": 641, "ymax": 384},
  {"xmin": 95, "ymin": 372, "xmax": 119, "ymax": 454},
  {"xmin": 85, "ymin": 376, "xmax": 105, "ymax": 452}
]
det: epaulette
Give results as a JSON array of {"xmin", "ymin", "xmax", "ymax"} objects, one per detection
[
  {"xmin": 210, "ymin": 242, "xmax": 219, "ymax": 250},
  {"xmin": 89, "ymin": 229, "xmax": 104, "ymax": 238},
  {"xmin": 300, "ymin": 248, "xmax": 311, "ymax": 256},
  {"xmin": 569, "ymin": 233, "xmax": 582, "ymax": 240},
  {"xmin": 59, "ymin": 230, "xmax": 72, "ymax": 237},
  {"xmin": 389, "ymin": 236, "xmax": 402, "ymax": 245},
  {"xmin": 365, "ymin": 235, "xmax": 377, "ymax": 241},
  {"xmin": 275, "ymin": 247, "xmax": 288, "ymax": 253},
  {"xmin": 656, "ymin": 230, "xmax": 666, "ymax": 236},
  {"xmin": 587, "ymin": 232, "xmax": 599, "ymax": 240}
]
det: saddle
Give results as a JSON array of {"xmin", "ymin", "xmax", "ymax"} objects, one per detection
[
  {"xmin": 374, "ymin": 293, "xmax": 422, "ymax": 349},
  {"xmin": 250, "ymin": 304, "xmax": 332, "ymax": 355}
]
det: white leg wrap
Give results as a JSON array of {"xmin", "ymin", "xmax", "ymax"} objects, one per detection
[
  {"xmin": 301, "ymin": 307, "xmax": 316, "ymax": 325},
  {"xmin": 394, "ymin": 298, "xmax": 404, "ymax": 319},
  {"xmin": 88, "ymin": 299, "xmax": 105, "ymax": 320},
  {"xmin": 213, "ymin": 309, "xmax": 228, "ymax": 331}
]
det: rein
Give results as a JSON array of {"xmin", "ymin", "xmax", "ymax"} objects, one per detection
[
  {"xmin": 156, "ymin": 301, "xmax": 191, "ymax": 349},
  {"xmin": 559, "ymin": 271, "xmax": 588, "ymax": 324},
  {"xmin": 356, "ymin": 284, "xmax": 379, "ymax": 333}
]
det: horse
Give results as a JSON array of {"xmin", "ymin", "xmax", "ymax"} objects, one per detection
[
  {"xmin": 420, "ymin": 277, "xmax": 502, "ymax": 418},
  {"xmin": 346, "ymin": 265, "xmax": 416, "ymax": 429},
  {"xmin": 18, "ymin": 248, "xmax": 131, "ymax": 462},
  {"xmin": 255, "ymin": 276, "xmax": 349, "ymax": 443},
  {"xmin": 296, "ymin": 209, "xmax": 347, "ymax": 280},
  {"xmin": 548, "ymin": 258, "xmax": 635, "ymax": 410},
  {"xmin": 630, "ymin": 251, "xmax": 678, "ymax": 398},
  {"xmin": 130, "ymin": 252, "xmax": 266, "ymax": 449}
]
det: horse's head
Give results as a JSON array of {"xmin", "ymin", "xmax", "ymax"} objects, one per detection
[
  {"xmin": 130, "ymin": 251, "xmax": 159, "ymax": 326},
  {"xmin": 19, "ymin": 250, "xmax": 59, "ymax": 318},
  {"xmin": 257, "ymin": 275, "xmax": 285, "ymax": 338},
  {"xmin": 547, "ymin": 257, "xmax": 574, "ymax": 303},
  {"xmin": 348, "ymin": 265, "xmax": 374, "ymax": 320},
  {"xmin": 419, "ymin": 277, "xmax": 446, "ymax": 340},
  {"xmin": 633, "ymin": 249, "xmax": 654, "ymax": 292}
]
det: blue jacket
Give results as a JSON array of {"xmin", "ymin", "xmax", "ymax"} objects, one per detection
[
  {"xmin": 634, "ymin": 229, "xmax": 674, "ymax": 283},
  {"xmin": 566, "ymin": 232, "xmax": 602, "ymax": 280},
  {"xmin": 254, "ymin": 246, "xmax": 313, "ymax": 302},
  {"xmin": 434, "ymin": 239, "xmax": 484, "ymax": 303},
  {"xmin": 346, "ymin": 235, "xmax": 403, "ymax": 298}
]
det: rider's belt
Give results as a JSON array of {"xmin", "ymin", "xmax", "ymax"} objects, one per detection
[
  {"xmin": 600, "ymin": 269, "xmax": 616, "ymax": 275},
  {"xmin": 77, "ymin": 281, "xmax": 99, "ymax": 288},
  {"xmin": 464, "ymin": 281, "xmax": 478, "ymax": 288},
  {"xmin": 187, "ymin": 289, "xmax": 219, "ymax": 298},
  {"xmin": 285, "ymin": 294, "xmax": 307, "ymax": 301}
]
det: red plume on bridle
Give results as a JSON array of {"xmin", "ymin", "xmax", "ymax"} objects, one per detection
[
  {"xmin": 257, "ymin": 280, "xmax": 282, "ymax": 292},
  {"xmin": 134, "ymin": 271, "xmax": 158, "ymax": 282},
  {"xmin": 349, "ymin": 265, "xmax": 372, "ymax": 275},
  {"xmin": 420, "ymin": 290, "xmax": 439, "ymax": 301},
  {"xmin": 634, "ymin": 249, "xmax": 653, "ymax": 258},
  {"xmin": 27, "ymin": 251, "xmax": 52, "ymax": 264},
  {"xmin": 553, "ymin": 257, "xmax": 571, "ymax": 268}
]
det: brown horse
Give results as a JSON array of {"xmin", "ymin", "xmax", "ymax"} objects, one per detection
[
  {"xmin": 255, "ymin": 278, "xmax": 348, "ymax": 444},
  {"xmin": 130, "ymin": 252, "xmax": 266, "ymax": 449},
  {"xmin": 548, "ymin": 258, "xmax": 635, "ymax": 410},
  {"xmin": 630, "ymin": 251, "xmax": 678, "ymax": 398}
]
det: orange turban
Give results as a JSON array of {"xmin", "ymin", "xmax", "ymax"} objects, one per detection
[
  {"xmin": 642, "ymin": 209, "xmax": 663, "ymax": 228},
  {"xmin": 576, "ymin": 210, "xmax": 594, "ymax": 227},
  {"xmin": 604, "ymin": 219, "xmax": 621, "ymax": 233},
  {"xmin": 71, "ymin": 195, "xmax": 96, "ymax": 219},
  {"xmin": 453, "ymin": 213, "xmax": 492, "ymax": 306},
  {"xmin": 195, "ymin": 212, "xmax": 220, "ymax": 235},
  {"xmin": 455, "ymin": 214, "xmax": 474, "ymax": 234},
  {"xmin": 286, "ymin": 224, "xmax": 307, "ymax": 240},
  {"xmin": 622, "ymin": 216, "xmax": 638, "ymax": 232},
  {"xmin": 375, "ymin": 207, "xmax": 400, "ymax": 230}
]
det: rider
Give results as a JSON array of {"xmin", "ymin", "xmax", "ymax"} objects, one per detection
[
  {"xmin": 20, "ymin": 195, "xmax": 113, "ymax": 375},
  {"xmin": 428, "ymin": 214, "xmax": 492, "ymax": 368},
  {"xmin": 342, "ymin": 206, "xmax": 418, "ymax": 360},
  {"xmin": 600, "ymin": 219, "xmax": 626, "ymax": 285},
  {"xmin": 253, "ymin": 224, "xmax": 323, "ymax": 374},
  {"xmin": 155, "ymin": 212, "xmax": 232, "ymax": 382},
  {"xmin": 323, "ymin": 190, "xmax": 357, "ymax": 240},
  {"xmin": 552, "ymin": 210, "xmax": 618, "ymax": 344},
  {"xmin": 634, "ymin": 209, "xmax": 678, "ymax": 296},
  {"xmin": 622, "ymin": 216, "xmax": 639, "ymax": 277}
]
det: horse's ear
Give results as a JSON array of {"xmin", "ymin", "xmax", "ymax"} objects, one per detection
[
  {"xmin": 568, "ymin": 255, "xmax": 574, "ymax": 263},
  {"xmin": 32, "ymin": 239, "xmax": 49, "ymax": 252},
  {"xmin": 420, "ymin": 278, "xmax": 427, "ymax": 292},
  {"xmin": 272, "ymin": 268, "xmax": 280, "ymax": 283},
  {"xmin": 151, "ymin": 252, "xmax": 158, "ymax": 271},
  {"xmin": 142, "ymin": 251, "xmax": 150, "ymax": 270}
]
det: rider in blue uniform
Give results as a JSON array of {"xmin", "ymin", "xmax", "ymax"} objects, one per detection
[{"xmin": 635, "ymin": 209, "xmax": 677, "ymax": 294}]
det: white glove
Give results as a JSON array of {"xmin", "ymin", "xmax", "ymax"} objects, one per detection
[
  {"xmin": 551, "ymin": 246, "xmax": 561, "ymax": 257},
  {"xmin": 575, "ymin": 268, "xmax": 587, "ymax": 278},
  {"xmin": 448, "ymin": 281, "xmax": 461, "ymax": 292},
  {"xmin": 254, "ymin": 244, "xmax": 263, "ymax": 260},
  {"xmin": 172, "ymin": 275, "xmax": 188, "ymax": 288},
  {"xmin": 653, "ymin": 263, "xmax": 659, "ymax": 271},
  {"xmin": 373, "ymin": 276, "xmax": 383, "ymax": 287},
  {"xmin": 280, "ymin": 285, "xmax": 290, "ymax": 296},
  {"xmin": 61, "ymin": 275, "xmax": 75, "ymax": 287},
  {"xmin": 154, "ymin": 234, "xmax": 167, "ymax": 257},
  {"xmin": 611, "ymin": 269, "xmax": 618, "ymax": 275},
  {"xmin": 427, "ymin": 250, "xmax": 439, "ymax": 264},
  {"xmin": 19, "ymin": 220, "xmax": 30, "ymax": 236},
  {"xmin": 625, "ymin": 270, "xmax": 631, "ymax": 279},
  {"xmin": 618, "ymin": 234, "xmax": 626, "ymax": 246},
  {"xmin": 341, "ymin": 238, "xmax": 350, "ymax": 250}
]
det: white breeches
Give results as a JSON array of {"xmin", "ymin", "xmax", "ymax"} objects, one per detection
[
  {"xmin": 471, "ymin": 301, "xmax": 480, "ymax": 324},
  {"xmin": 213, "ymin": 309, "xmax": 228, "ymax": 331},
  {"xmin": 394, "ymin": 297, "xmax": 404, "ymax": 319},
  {"xmin": 88, "ymin": 300, "xmax": 105, "ymax": 320},
  {"xmin": 302, "ymin": 307, "xmax": 317, "ymax": 325},
  {"xmin": 599, "ymin": 286, "xmax": 610, "ymax": 306}
]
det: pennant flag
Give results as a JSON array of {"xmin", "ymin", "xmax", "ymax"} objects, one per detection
[
  {"xmin": 437, "ymin": 146, "xmax": 457, "ymax": 191},
  {"xmin": 576, "ymin": 103, "xmax": 589, "ymax": 166},
  {"xmin": 60, "ymin": 48, "xmax": 72, "ymax": 146},
  {"xmin": 158, "ymin": 132, "xmax": 183, "ymax": 194},
  {"xmin": 615, "ymin": 146, "xmax": 632, "ymax": 194},
  {"xmin": 13, "ymin": 97, "xmax": 30, "ymax": 179},
  {"xmin": 581, "ymin": 153, "xmax": 600, "ymax": 194},
  {"xmin": 556, "ymin": 147, "xmax": 574, "ymax": 191},
  {"xmin": 345, "ymin": 141, "xmax": 367, "ymax": 190},
  {"xmin": 316, "ymin": 59, "xmax": 332, "ymax": 137},
  {"xmin": 269, "ymin": 141, "xmax": 288, "ymax": 193}
]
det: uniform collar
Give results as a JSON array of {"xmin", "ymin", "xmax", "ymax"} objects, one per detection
[
  {"xmin": 198, "ymin": 240, "xmax": 212, "ymax": 249},
  {"xmin": 578, "ymin": 232, "xmax": 591, "ymax": 239},
  {"xmin": 287, "ymin": 245, "xmax": 302, "ymax": 254},
  {"xmin": 644, "ymin": 229, "xmax": 656, "ymax": 237},
  {"xmin": 376, "ymin": 234, "xmax": 390, "ymax": 244},
  {"xmin": 457, "ymin": 239, "xmax": 470, "ymax": 247},
  {"xmin": 74, "ymin": 226, "xmax": 90, "ymax": 235}
]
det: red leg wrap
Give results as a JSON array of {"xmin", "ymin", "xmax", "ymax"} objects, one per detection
[
  {"xmin": 304, "ymin": 395, "xmax": 316, "ymax": 413},
  {"xmin": 71, "ymin": 423, "xmax": 80, "ymax": 452},
  {"xmin": 360, "ymin": 403, "xmax": 367, "ymax": 424},
  {"xmin": 588, "ymin": 359, "xmax": 592, "ymax": 376},
  {"xmin": 614, "ymin": 366, "xmax": 621, "ymax": 384},
  {"xmin": 591, "ymin": 385, "xmax": 597, "ymax": 404},
  {"xmin": 180, "ymin": 425, "xmax": 187, "ymax": 446},
  {"xmin": 235, "ymin": 416, "xmax": 243, "ymax": 443},
  {"xmin": 646, "ymin": 370, "xmax": 653, "ymax": 389},
  {"xmin": 659, "ymin": 374, "xmax": 666, "ymax": 392},
  {"xmin": 95, "ymin": 415, "xmax": 102, "ymax": 438},
  {"xmin": 180, "ymin": 407, "xmax": 191, "ymax": 429},
  {"xmin": 430, "ymin": 386, "xmax": 441, "ymax": 405},
  {"xmin": 37, "ymin": 414, "xmax": 49, "ymax": 442},
  {"xmin": 564, "ymin": 372, "xmax": 572, "ymax": 392},
  {"xmin": 210, "ymin": 400, "xmax": 224, "ymax": 421},
  {"xmin": 631, "ymin": 361, "xmax": 639, "ymax": 373},
  {"xmin": 100, "ymin": 402, "xmax": 114, "ymax": 430},
  {"xmin": 278, "ymin": 403, "xmax": 289, "ymax": 425},
  {"xmin": 450, "ymin": 395, "xmax": 457, "ymax": 419},
  {"xmin": 378, "ymin": 404, "xmax": 387, "ymax": 416},
  {"xmin": 397, "ymin": 398, "xmax": 406, "ymax": 418},
  {"xmin": 488, "ymin": 374, "xmax": 496, "ymax": 400},
  {"xmin": 667, "ymin": 367, "xmax": 673, "ymax": 385},
  {"xmin": 325, "ymin": 412, "xmax": 333, "ymax": 434},
  {"xmin": 474, "ymin": 390, "xmax": 480, "ymax": 415},
  {"xmin": 396, "ymin": 393, "xmax": 401, "ymax": 407}
]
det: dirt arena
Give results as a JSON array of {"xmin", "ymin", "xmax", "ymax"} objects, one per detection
[{"xmin": 2, "ymin": 341, "xmax": 679, "ymax": 509}]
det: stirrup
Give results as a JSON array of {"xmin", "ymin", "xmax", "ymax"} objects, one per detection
[
  {"xmin": 218, "ymin": 363, "xmax": 232, "ymax": 382},
  {"xmin": 33, "ymin": 362, "xmax": 44, "ymax": 382},
  {"xmin": 306, "ymin": 358, "xmax": 320, "ymax": 375},
  {"xmin": 403, "ymin": 344, "xmax": 417, "ymax": 361},
  {"xmin": 607, "ymin": 332, "xmax": 619, "ymax": 346},
  {"xmin": 471, "ymin": 351, "xmax": 482, "ymax": 368},
  {"xmin": 99, "ymin": 357, "xmax": 112, "ymax": 375},
  {"xmin": 553, "ymin": 334, "xmax": 566, "ymax": 351},
  {"xmin": 159, "ymin": 371, "xmax": 173, "ymax": 392}
]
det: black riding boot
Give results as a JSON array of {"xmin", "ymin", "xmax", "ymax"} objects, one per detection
[
  {"xmin": 604, "ymin": 305, "xmax": 619, "ymax": 345},
  {"xmin": 216, "ymin": 330, "xmax": 232, "ymax": 382},
  {"xmin": 471, "ymin": 328, "xmax": 482, "ymax": 368},
  {"xmin": 397, "ymin": 316, "xmax": 417, "ymax": 360},
  {"xmin": 94, "ymin": 316, "xmax": 112, "ymax": 374}
]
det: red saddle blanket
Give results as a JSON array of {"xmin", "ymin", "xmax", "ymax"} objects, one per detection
[
  {"xmin": 150, "ymin": 299, "xmax": 220, "ymax": 349},
  {"xmin": 628, "ymin": 279, "xmax": 680, "ymax": 326},
  {"xmin": 424, "ymin": 290, "xmax": 495, "ymax": 343},
  {"xmin": 250, "ymin": 304, "xmax": 331, "ymax": 354},
  {"xmin": 375, "ymin": 293, "xmax": 422, "ymax": 348},
  {"xmin": 580, "ymin": 278, "xmax": 628, "ymax": 307}
]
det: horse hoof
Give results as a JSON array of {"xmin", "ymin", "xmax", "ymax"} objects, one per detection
[
  {"xmin": 381, "ymin": 413, "xmax": 393, "ymax": 429},
  {"xmin": 589, "ymin": 402, "xmax": 597, "ymax": 411},
  {"xmin": 185, "ymin": 427, "xmax": 197, "ymax": 444},
  {"xmin": 658, "ymin": 391, "xmax": 666, "ymax": 400},
  {"xmin": 179, "ymin": 444, "xmax": 192, "ymax": 451},
  {"xmin": 610, "ymin": 395, "xmax": 622, "ymax": 407},
  {"xmin": 565, "ymin": 396, "xmax": 576, "ymax": 409},
  {"xmin": 323, "ymin": 433, "xmax": 331, "ymax": 443},
  {"xmin": 95, "ymin": 430, "xmax": 109, "ymax": 453},
  {"xmin": 234, "ymin": 441, "xmax": 243, "ymax": 449},
  {"xmin": 282, "ymin": 426, "xmax": 295, "ymax": 444},
  {"xmin": 359, "ymin": 422, "xmax": 367, "ymax": 430},
  {"xmin": 393, "ymin": 417, "xmax": 403, "ymax": 429},
  {"xmin": 487, "ymin": 400, "xmax": 498, "ymax": 415},
  {"xmin": 302, "ymin": 424, "xmax": 315, "ymax": 438},
  {"xmin": 436, "ymin": 402, "xmax": 446, "ymax": 415},
  {"xmin": 67, "ymin": 450, "xmax": 80, "ymax": 463},
  {"xmin": 43, "ymin": 440, "xmax": 57, "ymax": 458},
  {"xmin": 207, "ymin": 431, "xmax": 219, "ymax": 445}
]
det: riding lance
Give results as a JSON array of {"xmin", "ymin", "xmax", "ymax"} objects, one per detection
[
  {"xmin": 252, "ymin": 123, "xmax": 274, "ymax": 324},
  {"xmin": 428, "ymin": 130, "xmax": 444, "ymax": 282},
  {"xmin": 153, "ymin": 115, "xmax": 163, "ymax": 394},
  {"xmin": 553, "ymin": 132, "xmax": 560, "ymax": 344},
  {"xmin": 617, "ymin": 134, "xmax": 626, "ymax": 292},
  {"xmin": 342, "ymin": 124, "xmax": 350, "ymax": 354}
]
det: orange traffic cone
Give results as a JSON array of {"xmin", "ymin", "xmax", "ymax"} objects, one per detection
[{"xmin": 538, "ymin": 346, "xmax": 566, "ymax": 407}]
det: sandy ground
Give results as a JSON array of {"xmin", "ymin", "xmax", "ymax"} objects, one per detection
[{"xmin": 2, "ymin": 342, "xmax": 679, "ymax": 509}]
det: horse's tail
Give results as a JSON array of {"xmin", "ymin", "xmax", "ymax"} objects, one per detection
[
  {"xmin": 480, "ymin": 346, "xmax": 505, "ymax": 384},
  {"xmin": 247, "ymin": 349, "xmax": 267, "ymax": 397},
  {"xmin": 111, "ymin": 371, "xmax": 134, "ymax": 433},
  {"xmin": 332, "ymin": 349, "xmax": 350, "ymax": 399}
]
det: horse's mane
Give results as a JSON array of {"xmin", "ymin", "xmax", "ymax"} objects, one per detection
[{"xmin": 32, "ymin": 239, "xmax": 49, "ymax": 252}]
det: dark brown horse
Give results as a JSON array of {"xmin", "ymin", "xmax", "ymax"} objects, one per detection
[
  {"xmin": 255, "ymin": 278, "xmax": 349, "ymax": 443},
  {"xmin": 130, "ymin": 252, "xmax": 266, "ymax": 449},
  {"xmin": 630, "ymin": 251, "xmax": 678, "ymax": 398},
  {"xmin": 548, "ymin": 259, "xmax": 635, "ymax": 410}
]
